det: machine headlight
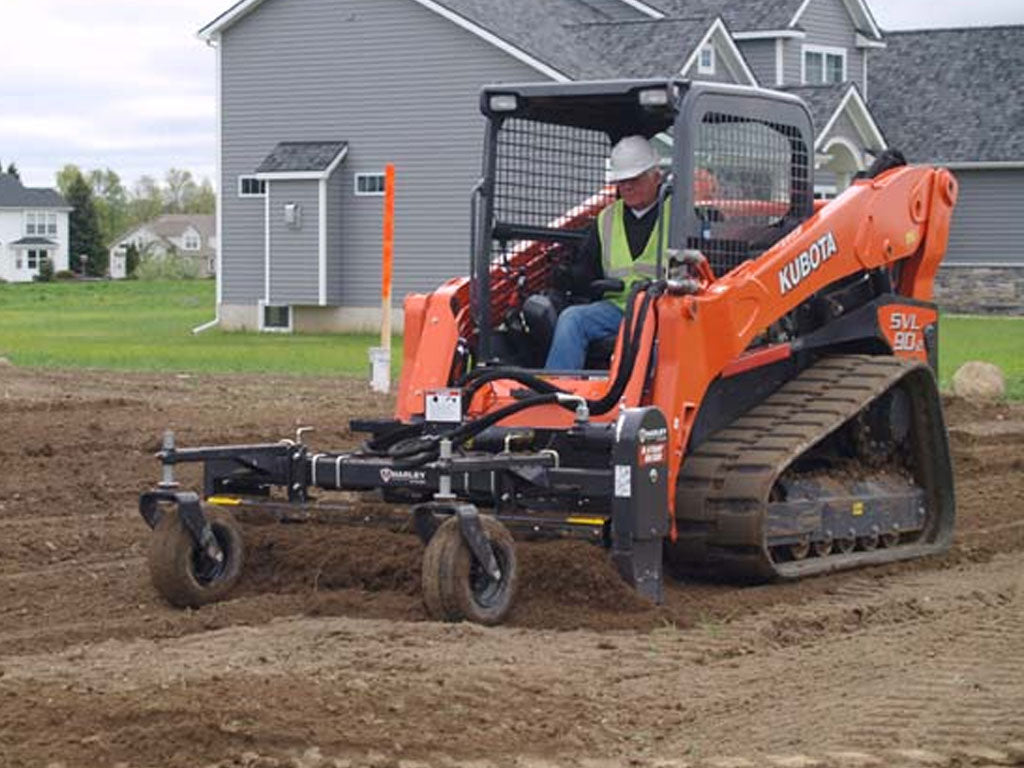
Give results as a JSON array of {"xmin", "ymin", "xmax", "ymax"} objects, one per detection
[
  {"xmin": 489, "ymin": 94, "xmax": 518, "ymax": 112},
  {"xmin": 638, "ymin": 88, "xmax": 669, "ymax": 107}
]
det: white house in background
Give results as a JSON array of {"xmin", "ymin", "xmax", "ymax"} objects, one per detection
[
  {"xmin": 0, "ymin": 174, "xmax": 71, "ymax": 283},
  {"xmin": 109, "ymin": 214, "xmax": 217, "ymax": 279}
]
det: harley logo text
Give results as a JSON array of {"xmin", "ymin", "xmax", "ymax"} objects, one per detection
[
  {"xmin": 778, "ymin": 231, "xmax": 838, "ymax": 295},
  {"xmin": 379, "ymin": 468, "xmax": 427, "ymax": 485}
]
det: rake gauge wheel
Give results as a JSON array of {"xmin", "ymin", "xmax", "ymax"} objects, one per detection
[
  {"xmin": 421, "ymin": 515, "xmax": 518, "ymax": 626},
  {"xmin": 148, "ymin": 506, "xmax": 245, "ymax": 608}
]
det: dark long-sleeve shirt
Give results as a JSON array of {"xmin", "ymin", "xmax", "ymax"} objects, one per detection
[{"xmin": 568, "ymin": 204, "xmax": 663, "ymax": 292}]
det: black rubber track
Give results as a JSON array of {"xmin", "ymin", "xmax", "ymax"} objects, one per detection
[{"xmin": 667, "ymin": 354, "xmax": 956, "ymax": 582}]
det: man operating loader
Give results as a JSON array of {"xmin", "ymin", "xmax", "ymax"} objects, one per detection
[{"xmin": 544, "ymin": 134, "xmax": 669, "ymax": 370}]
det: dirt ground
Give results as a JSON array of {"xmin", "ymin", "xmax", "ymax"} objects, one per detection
[{"xmin": 0, "ymin": 365, "xmax": 1022, "ymax": 768}]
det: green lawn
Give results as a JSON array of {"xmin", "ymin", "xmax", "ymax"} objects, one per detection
[
  {"xmin": 0, "ymin": 280, "xmax": 1020, "ymax": 397},
  {"xmin": 0, "ymin": 280, "xmax": 397, "ymax": 376},
  {"xmin": 939, "ymin": 315, "xmax": 1024, "ymax": 399}
]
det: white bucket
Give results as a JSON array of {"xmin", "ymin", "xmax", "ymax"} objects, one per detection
[{"xmin": 369, "ymin": 346, "xmax": 391, "ymax": 394}]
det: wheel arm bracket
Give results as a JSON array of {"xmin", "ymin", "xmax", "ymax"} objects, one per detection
[{"xmin": 139, "ymin": 489, "xmax": 224, "ymax": 565}]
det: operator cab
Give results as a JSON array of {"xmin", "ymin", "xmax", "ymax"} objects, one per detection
[{"xmin": 470, "ymin": 79, "xmax": 815, "ymax": 372}]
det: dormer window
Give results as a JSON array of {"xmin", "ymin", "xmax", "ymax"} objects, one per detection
[
  {"xmin": 183, "ymin": 231, "xmax": 201, "ymax": 251},
  {"xmin": 803, "ymin": 45, "xmax": 846, "ymax": 84},
  {"xmin": 698, "ymin": 44, "xmax": 715, "ymax": 75}
]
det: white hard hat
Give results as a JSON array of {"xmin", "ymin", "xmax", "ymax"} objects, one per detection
[{"xmin": 608, "ymin": 135, "xmax": 658, "ymax": 182}]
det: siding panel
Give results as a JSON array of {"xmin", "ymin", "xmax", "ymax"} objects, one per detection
[
  {"xmin": 737, "ymin": 39, "xmax": 777, "ymax": 86},
  {"xmin": 220, "ymin": 0, "xmax": 543, "ymax": 308},
  {"xmin": 947, "ymin": 169, "xmax": 1024, "ymax": 265},
  {"xmin": 788, "ymin": 0, "xmax": 863, "ymax": 92},
  {"xmin": 268, "ymin": 180, "xmax": 320, "ymax": 304}
]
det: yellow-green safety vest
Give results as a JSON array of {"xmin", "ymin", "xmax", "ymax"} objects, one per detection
[{"xmin": 597, "ymin": 197, "xmax": 671, "ymax": 310}]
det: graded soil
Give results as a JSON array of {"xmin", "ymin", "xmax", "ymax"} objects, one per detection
[{"xmin": 0, "ymin": 367, "xmax": 1021, "ymax": 767}]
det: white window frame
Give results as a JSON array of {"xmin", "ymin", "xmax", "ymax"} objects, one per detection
[
  {"xmin": 24, "ymin": 211, "xmax": 57, "ymax": 237},
  {"xmin": 258, "ymin": 302, "xmax": 293, "ymax": 333},
  {"xmin": 238, "ymin": 175, "xmax": 267, "ymax": 198},
  {"xmin": 802, "ymin": 44, "xmax": 846, "ymax": 85},
  {"xmin": 182, "ymin": 230, "xmax": 201, "ymax": 251},
  {"xmin": 814, "ymin": 184, "xmax": 838, "ymax": 201},
  {"xmin": 354, "ymin": 172, "xmax": 386, "ymax": 197},
  {"xmin": 698, "ymin": 44, "xmax": 716, "ymax": 75},
  {"xmin": 26, "ymin": 248, "xmax": 48, "ymax": 270}
]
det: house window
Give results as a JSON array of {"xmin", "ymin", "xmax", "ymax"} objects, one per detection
[
  {"xmin": 183, "ymin": 231, "xmax": 201, "ymax": 250},
  {"xmin": 239, "ymin": 176, "xmax": 267, "ymax": 197},
  {"xmin": 698, "ymin": 44, "xmax": 715, "ymax": 75},
  {"xmin": 803, "ymin": 46, "xmax": 846, "ymax": 84},
  {"xmin": 260, "ymin": 304, "xmax": 292, "ymax": 332},
  {"xmin": 26, "ymin": 249, "xmax": 48, "ymax": 269},
  {"xmin": 25, "ymin": 211, "xmax": 57, "ymax": 236},
  {"xmin": 355, "ymin": 172, "xmax": 386, "ymax": 196}
]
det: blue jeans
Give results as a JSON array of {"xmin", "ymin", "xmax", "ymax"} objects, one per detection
[{"xmin": 544, "ymin": 301, "xmax": 623, "ymax": 370}]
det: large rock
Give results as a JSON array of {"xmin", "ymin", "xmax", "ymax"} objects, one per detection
[{"xmin": 951, "ymin": 361, "xmax": 1006, "ymax": 399}]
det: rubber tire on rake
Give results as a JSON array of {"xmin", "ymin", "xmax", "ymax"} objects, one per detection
[
  {"xmin": 421, "ymin": 515, "xmax": 518, "ymax": 625},
  {"xmin": 148, "ymin": 506, "xmax": 246, "ymax": 608}
]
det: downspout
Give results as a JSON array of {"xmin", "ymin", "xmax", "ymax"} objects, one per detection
[{"xmin": 194, "ymin": 32, "xmax": 223, "ymax": 336}]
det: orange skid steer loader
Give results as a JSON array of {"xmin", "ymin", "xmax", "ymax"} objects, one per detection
[{"xmin": 139, "ymin": 80, "xmax": 956, "ymax": 624}]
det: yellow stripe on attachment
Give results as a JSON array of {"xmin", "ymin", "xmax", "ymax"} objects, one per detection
[
  {"xmin": 206, "ymin": 496, "xmax": 243, "ymax": 506},
  {"xmin": 852, "ymin": 501, "xmax": 865, "ymax": 516},
  {"xmin": 566, "ymin": 516, "xmax": 606, "ymax": 526}
]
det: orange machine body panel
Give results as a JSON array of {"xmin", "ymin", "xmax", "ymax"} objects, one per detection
[{"xmin": 396, "ymin": 165, "xmax": 958, "ymax": 522}]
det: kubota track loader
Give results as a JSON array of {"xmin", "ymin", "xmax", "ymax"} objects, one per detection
[{"xmin": 139, "ymin": 79, "xmax": 956, "ymax": 624}]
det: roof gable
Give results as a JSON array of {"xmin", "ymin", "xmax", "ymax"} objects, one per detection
[
  {"xmin": 869, "ymin": 26, "xmax": 1024, "ymax": 164},
  {"xmin": 791, "ymin": 0, "xmax": 881, "ymax": 40},
  {"xmin": 785, "ymin": 83, "xmax": 885, "ymax": 151}
]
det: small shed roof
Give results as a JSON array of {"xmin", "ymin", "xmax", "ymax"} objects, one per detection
[
  {"xmin": 10, "ymin": 236, "xmax": 59, "ymax": 247},
  {"xmin": 254, "ymin": 141, "xmax": 349, "ymax": 175}
]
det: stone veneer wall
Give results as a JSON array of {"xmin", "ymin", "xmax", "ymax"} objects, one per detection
[{"xmin": 934, "ymin": 266, "xmax": 1024, "ymax": 315}]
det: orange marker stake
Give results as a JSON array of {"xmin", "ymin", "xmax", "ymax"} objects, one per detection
[{"xmin": 381, "ymin": 163, "xmax": 395, "ymax": 351}]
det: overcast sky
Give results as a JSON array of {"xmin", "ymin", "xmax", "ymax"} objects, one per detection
[{"xmin": 3, "ymin": 0, "xmax": 1022, "ymax": 191}]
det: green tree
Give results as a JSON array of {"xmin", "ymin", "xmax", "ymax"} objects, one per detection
[
  {"xmin": 64, "ymin": 169, "xmax": 107, "ymax": 276},
  {"xmin": 124, "ymin": 242, "xmax": 141, "ymax": 278},
  {"xmin": 56, "ymin": 164, "xmax": 84, "ymax": 198},
  {"xmin": 5, "ymin": 162, "xmax": 19, "ymax": 180},
  {"xmin": 163, "ymin": 168, "xmax": 199, "ymax": 213},
  {"xmin": 185, "ymin": 177, "xmax": 216, "ymax": 214},
  {"xmin": 88, "ymin": 168, "xmax": 130, "ymax": 245},
  {"xmin": 129, "ymin": 175, "xmax": 164, "ymax": 226}
]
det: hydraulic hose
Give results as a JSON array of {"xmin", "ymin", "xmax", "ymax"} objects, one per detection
[
  {"xmin": 461, "ymin": 282, "xmax": 656, "ymax": 417},
  {"xmin": 362, "ymin": 283, "xmax": 656, "ymax": 464}
]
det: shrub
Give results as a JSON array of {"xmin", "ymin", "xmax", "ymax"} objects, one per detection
[
  {"xmin": 54, "ymin": 270, "xmax": 76, "ymax": 281},
  {"xmin": 135, "ymin": 253, "xmax": 201, "ymax": 281},
  {"xmin": 34, "ymin": 258, "xmax": 55, "ymax": 283}
]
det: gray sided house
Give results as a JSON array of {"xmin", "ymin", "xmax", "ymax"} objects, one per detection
[
  {"xmin": 203, "ymin": 0, "xmax": 1024, "ymax": 331},
  {"xmin": 869, "ymin": 26, "xmax": 1024, "ymax": 314}
]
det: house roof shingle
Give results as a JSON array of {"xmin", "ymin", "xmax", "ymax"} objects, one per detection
[
  {"xmin": 254, "ymin": 141, "xmax": 349, "ymax": 174},
  {"xmin": 0, "ymin": 174, "xmax": 67, "ymax": 208},
  {"xmin": 652, "ymin": 0, "xmax": 804, "ymax": 33},
  {"xmin": 10, "ymin": 236, "xmax": 58, "ymax": 247},
  {"xmin": 782, "ymin": 83, "xmax": 851, "ymax": 138},
  {"xmin": 869, "ymin": 26, "xmax": 1024, "ymax": 163},
  {"xmin": 431, "ymin": 0, "xmax": 723, "ymax": 79}
]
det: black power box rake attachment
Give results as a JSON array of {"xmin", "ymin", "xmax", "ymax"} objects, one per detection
[{"xmin": 139, "ymin": 406, "xmax": 671, "ymax": 625}]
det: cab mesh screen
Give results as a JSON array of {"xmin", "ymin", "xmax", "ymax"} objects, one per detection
[
  {"xmin": 492, "ymin": 118, "xmax": 615, "ymax": 239},
  {"xmin": 689, "ymin": 112, "xmax": 810, "ymax": 277}
]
